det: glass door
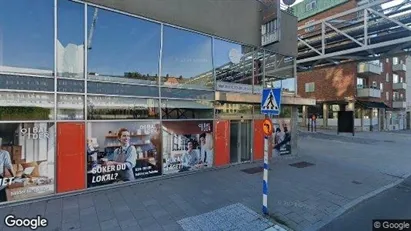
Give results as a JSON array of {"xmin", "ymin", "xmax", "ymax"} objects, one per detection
[
  {"xmin": 230, "ymin": 121, "xmax": 239, "ymax": 163},
  {"xmin": 240, "ymin": 120, "xmax": 252, "ymax": 162}
]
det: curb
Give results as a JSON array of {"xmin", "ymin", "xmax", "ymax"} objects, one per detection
[{"xmin": 303, "ymin": 173, "xmax": 411, "ymax": 231}]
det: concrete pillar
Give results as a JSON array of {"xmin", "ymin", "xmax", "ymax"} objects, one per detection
[
  {"xmin": 360, "ymin": 108, "xmax": 364, "ymax": 131},
  {"xmin": 322, "ymin": 103, "xmax": 328, "ymax": 128},
  {"xmin": 370, "ymin": 108, "xmax": 374, "ymax": 131},
  {"xmin": 291, "ymin": 106, "xmax": 298, "ymax": 156},
  {"xmin": 302, "ymin": 106, "xmax": 307, "ymax": 127}
]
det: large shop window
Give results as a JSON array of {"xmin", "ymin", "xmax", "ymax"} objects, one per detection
[
  {"xmin": 86, "ymin": 121, "xmax": 162, "ymax": 188},
  {"xmin": 214, "ymin": 39, "xmax": 255, "ymax": 93},
  {"xmin": 161, "ymin": 26, "xmax": 213, "ymax": 90},
  {"xmin": 86, "ymin": 6, "xmax": 160, "ymax": 85},
  {"xmin": 87, "ymin": 96, "xmax": 159, "ymax": 120},
  {"xmin": 0, "ymin": 92, "xmax": 54, "ymax": 121},
  {"xmin": 57, "ymin": 0, "xmax": 84, "ymax": 79},
  {"xmin": 162, "ymin": 120, "xmax": 214, "ymax": 174},
  {"xmin": 0, "ymin": 122, "xmax": 55, "ymax": 204},
  {"xmin": 264, "ymin": 52, "xmax": 295, "ymax": 93},
  {"xmin": 161, "ymin": 99, "xmax": 214, "ymax": 120},
  {"xmin": 57, "ymin": 94, "xmax": 84, "ymax": 120},
  {"xmin": 0, "ymin": 1, "xmax": 54, "ymax": 76}
]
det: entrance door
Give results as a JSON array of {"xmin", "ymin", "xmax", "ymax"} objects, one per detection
[
  {"xmin": 230, "ymin": 120, "xmax": 252, "ymax": 163},
  {"xmin": 407, "ymin": 112, "xmax": 411, "ymax": 130}
]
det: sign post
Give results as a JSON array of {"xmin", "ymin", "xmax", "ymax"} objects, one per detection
[
  {"xmin": 262, "ymin": 118, "xmax": 272, "ymax": 215},
  {"xmin": 260, "ymin": 88, "xmax": 282, "ymax": 215}
]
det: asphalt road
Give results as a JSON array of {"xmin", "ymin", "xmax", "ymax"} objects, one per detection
[{"xmin": 320, "ymin": 177, "xmax": 411, "ymax": 231}]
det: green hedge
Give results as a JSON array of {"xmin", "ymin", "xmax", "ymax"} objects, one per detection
[{"xmin": 0, "ymin": 107, "xmax": 51, "ymax": 120}]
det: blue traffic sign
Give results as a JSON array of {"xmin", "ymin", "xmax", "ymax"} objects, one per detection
[{"xmin": 261, "ymin": 88, "xmax": 282, "ymax": 115}]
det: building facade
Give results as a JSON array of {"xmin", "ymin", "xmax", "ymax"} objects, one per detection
[
  {"xmin": 293, "ymin": 0, "xmax": 408, "ymax": 131},
  {"xmin": 0, "ymin": 0, "xmax": 313, "ymax": 205}
]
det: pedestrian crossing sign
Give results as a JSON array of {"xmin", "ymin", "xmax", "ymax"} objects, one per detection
[{"xmin": 261, "ymin": 88, "xmax": 282, "ymax": 115}]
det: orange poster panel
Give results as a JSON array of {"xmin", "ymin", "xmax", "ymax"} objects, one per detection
[
  {"xmin": 214, "ymin": 120, "xmax": 230, "ymax": 166},
  {"xmin": 57, "ymin": 122, "xmax": 85, "ymax": 193},
  {"xmin": 253, "ymin": 120, "xmax": 265, "ymax": 160}
]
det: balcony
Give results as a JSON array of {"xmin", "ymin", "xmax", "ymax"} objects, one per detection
[
  {"xmin": 393, "ymin": 82, "xmax": 407, "ymax": 90},
  {"xmin": 357, "ymin": 87, "xmax": 381, "ymax": 98},
  {"xmin": 357, "ymin": 62, "xmax": 382, "ymax": 77},
  {"xmin": 393, "ymin": 100, "xmax": 407, "ymax": 109},
  {"xmin": 392, "ymin": 63, "xmax": 406, "ymax": 73}
]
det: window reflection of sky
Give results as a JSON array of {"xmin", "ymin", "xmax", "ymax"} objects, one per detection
[{"xmin": 0, "ymin": 0, "xmax": 295, "ymax": 91}]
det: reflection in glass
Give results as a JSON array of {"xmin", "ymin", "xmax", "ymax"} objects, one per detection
[
  {"xmin": 253, "ymin": 49, "xmax": 264, "ymax": 93},
  {"xmin": 0, "ymin": 74, "xmax": 54, "ymax": 92},
  {"xmin": 264, "ymin": 52, "xmax": 295, "ymax": 92},
  {"xmin": 162, "ymin": 26, "xmax": 213, "ymax": 90},
  {"xmin": 57, "ymin": 0, "xmax": 84, "ymax": 79},
  {"xmin": 161, "ymin": 99, "xmax": 214, "ymax": 119},
  {"xmin": 86, "ymin": 6, "xmax": 160, "ymax": 85},
  {"xmin": 57, "ymin": 79, "xmax": 85, "ymax": 93},
  {"xmin": 87, "ymin": 82, "xmax": 159, "ymax": 97},
  {"xmin": 214, "ymin": 39, "xmax": 254, "ymax": 93},
  {"xmin": 215, "ymin": 103, "xmax": 253, "ymax": 115},
  {"xmin": 0, "ymin": 1, "xmax": 53, "ymax": 75},
  {"xmin": 0, "ymin": 92, "xmax": 54, "ymax": 120},
  {"xmin": 57, "ymin": 95, "xmax": 84, "ymax": 120},
  {"xmin": 161, "ymin": 87, "xmax": 214, "ymax": 100},
  {"xmin": 87, "ymin": 96, "xmax": 159, "ymax": 120}
]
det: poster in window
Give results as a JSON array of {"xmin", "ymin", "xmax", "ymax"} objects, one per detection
[
  {"xmin": 0, "ymin": 122, "xmax": 55, "ymax": 203},
  {"xmin": 162, "ymin": 121, "xmax": 214, "ymax": 174},
  {"xmin": 272, "ymin": 118, "xmax": 291, "ymax": 156},
  {"xmin": 86, "ymin": 121, "xmax": 162, "ymax": 188}
]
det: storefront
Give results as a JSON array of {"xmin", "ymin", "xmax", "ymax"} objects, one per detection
[{"xmin": 0, "ymin": 0, "xmax": 310, "ymax": 205}]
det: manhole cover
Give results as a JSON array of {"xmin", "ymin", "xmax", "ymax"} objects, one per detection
[
  {"xmin": 289, "ymin": 161, "xmax": 315, "ymax": 168},
  {"xmin": 241, "ymin": 167, "xmax": 264, "ymax": 174},
  {"xmin": 352, "ymin": 180, "xmax": 362, "ymax": 185}
]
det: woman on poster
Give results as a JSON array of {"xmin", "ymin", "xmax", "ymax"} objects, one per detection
[{"xmin": 104, "ymin": 128, "xmax": 137, "ymax": 181}]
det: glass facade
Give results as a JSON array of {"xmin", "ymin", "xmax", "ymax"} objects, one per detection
[{"xmin": 0, "ymin": 0, "xmax": 295, "ymax": 204}]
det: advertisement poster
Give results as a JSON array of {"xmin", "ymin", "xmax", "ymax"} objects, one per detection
[
  {"xmin": 272, "ymin": 118, "xmax": 291, "ymax": 156},
  {"xmin": 87, "ymin": 122, "xmax": 162, "ymax": 188},
  {"xmin": 162, "ymin": 120, "xmax": 214, "ymax": 174},
  {"xmin": 0, "ymin": 123, "xmax": 55, "ymax": 203}
]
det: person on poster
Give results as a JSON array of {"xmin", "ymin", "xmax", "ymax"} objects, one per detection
[
  {"xmin": 104, "ymin": 128, "xmax": 137, "ymax": 181},
  {"xmin": 0, "ymin": 147, "xmax": 14, "ymax": 202},
  {"xmin": 274, "ymin": 125, "xmax": 291, "ymax": 155},
  {"xmin": 179, "ymin": 140, "xmax": 200, "ymax": 172},
  {"xmin": 199, "ymin": 133, "xmax": 212, "ymax": 167},
  {"xmin": 273, "ymin": 128, "xmax": 283, "ymax": 157}
]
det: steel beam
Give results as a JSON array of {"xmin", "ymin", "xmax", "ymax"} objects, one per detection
[
  {"xmin": 368, "ymin": 8, "xmax": 411, "ymax": 32},
  {"xmin": 297, "ymin": 36, "xmax": 411, "ymax": 64}
]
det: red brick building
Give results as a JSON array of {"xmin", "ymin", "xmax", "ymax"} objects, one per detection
[{"xmin": 293, "ymin": 0, "xmax": 408, "ymax": 131}]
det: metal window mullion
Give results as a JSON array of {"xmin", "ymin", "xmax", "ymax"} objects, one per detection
[
  {"xmin": 53, "ymin": 0, "xmax": 58, "ymax": 195},
  {"xmin": 159, "ymin": 23, "xmax": 163, "ymax": 121},
  {"xmin": 211, "ymin": 36, "xmax": 216, "ymax": 119},
  {"xmin": 83, "ymin": 2, "xmax": 89, "ymax": 190}
]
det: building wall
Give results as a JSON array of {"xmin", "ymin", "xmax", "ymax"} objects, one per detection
[
  {"xmin": 297, "ymin": 63, "xmax": 356, "ymax": 102},
  {"xmin": 296, "ymin": 0, "xmax": 357, "ymax": 35},
  {"xmin": 292, "ymin": 0, "xmax": 350, "ymax": 21},
  {"xmin": 84, "ymin": 0, "xmax": 263, "ymax": 47}
]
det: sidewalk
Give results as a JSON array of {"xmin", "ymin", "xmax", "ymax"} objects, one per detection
[{"xmin": 0, "ymin": 136, "xmax": 409, "ymax": 231}]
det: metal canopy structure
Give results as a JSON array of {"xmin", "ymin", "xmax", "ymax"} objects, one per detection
[{"xmin": 297, "ymin": 0, "xmax": 411, "ymax": 71}]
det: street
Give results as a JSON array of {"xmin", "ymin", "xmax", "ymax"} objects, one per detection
[{"xmin": 320, "ymin": 176, "xmax": 411, "ymax": 231}]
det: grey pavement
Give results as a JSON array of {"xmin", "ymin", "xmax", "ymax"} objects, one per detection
[
  {"xmin": 0, "ymin": 131, "xmax": 410, "ymax": 231},
  {"xmin": 320, "ymin": 176, "xmax": 411, "ymax": 231}
]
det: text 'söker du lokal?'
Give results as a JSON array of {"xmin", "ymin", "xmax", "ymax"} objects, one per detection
[{"xmin": 91, "ymin": 164, "xmax": 127, "ymax": 183}]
